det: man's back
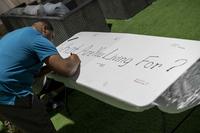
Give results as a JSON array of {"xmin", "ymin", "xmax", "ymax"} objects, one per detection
[
  {"xmin": 0, "ymin": 27, "xmax": 57, "ymax": 105},
  {"xmin": 0, "ymin": 21, "xmax": 80, "ymax": 133}
]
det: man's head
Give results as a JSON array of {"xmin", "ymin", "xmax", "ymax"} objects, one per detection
[{"xmin": 32, "ymin": 20, "xmax": 55, "ymax": 41}]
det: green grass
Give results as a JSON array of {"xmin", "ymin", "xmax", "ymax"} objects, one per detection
[
  {"xmin": 110, "ymin": 0, "xmax": 200, "ymax": 40},
  {"xmin": 0, "ymin": 121, "xmax": 4, "ymax": 132},
  {"xmin": 51, "ymin": 113, "xmax": 74, "ymax": 131},
  {"xmin": 51, "ymin": 90, "xmax": 200, "ymax": 133}
]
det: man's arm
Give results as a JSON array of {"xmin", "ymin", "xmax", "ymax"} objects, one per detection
[
  {"xmin": 44, "ymin": 53, "xmax": 81, "ymax": 77},
  {"xmin": 35, "ymin": 65, "xmax": 51, "ymax": 77}
]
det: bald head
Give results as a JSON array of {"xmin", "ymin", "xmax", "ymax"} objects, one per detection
[{"xmin": 32, "ymin": 21, "xmax": 54, "ymax": 41}]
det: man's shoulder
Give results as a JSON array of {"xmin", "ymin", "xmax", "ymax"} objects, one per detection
[
  {"xmin": 15, "ymin": 27, "xmax": 32, "ymax": 32},
  {"xmin": 32, "ymin": 36, "xmax": 57, "ymax": 52}
]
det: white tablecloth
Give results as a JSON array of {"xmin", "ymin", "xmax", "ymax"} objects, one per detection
[{"xmin": 47, "ymin": 60, "xmax": 200, "ymax": 114}]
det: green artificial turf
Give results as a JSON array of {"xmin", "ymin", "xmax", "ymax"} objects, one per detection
[
  {"xmin": 51, "ymin": 90, "xmax": 200, "ymax": 133},
  {"xmin": 110, "ymin": 0, "xmax": 200, "ymax": 40},
  {"xmin": 0, "ymin": 121, "xmax": 3, "ymax": 132}
]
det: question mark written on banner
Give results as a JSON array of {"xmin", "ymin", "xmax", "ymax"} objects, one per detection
[{"xmin": 166, "ymin": 59, "xmax": 188, "ymax": 72}]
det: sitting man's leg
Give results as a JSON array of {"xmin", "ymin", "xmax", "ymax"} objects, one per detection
[{"xmin": 0, "ymin": 95, "xmax": 56, "ymax": 133}]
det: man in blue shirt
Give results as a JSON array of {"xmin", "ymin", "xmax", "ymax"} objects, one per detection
[{"xmin": 0, "ymin": 20, "xmax": 81, "ymax": 133}]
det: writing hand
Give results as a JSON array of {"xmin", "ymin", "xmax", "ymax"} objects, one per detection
[{"xmin": 69, "ymin": 53, "xmax": 81, "ymax": 65}]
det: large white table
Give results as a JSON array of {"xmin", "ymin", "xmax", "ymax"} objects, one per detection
[{"xmin": 47, "ymin": 32, "xmax": 200, "ymax": 113}]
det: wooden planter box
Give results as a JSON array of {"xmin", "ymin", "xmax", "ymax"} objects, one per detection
[
  {"xmin": 0, "ymin": 0, "xmax": 110, "ymax": 46},
  {"xmin": 98, "ymin": 0, "xmax": 154, "ymax": 19}
]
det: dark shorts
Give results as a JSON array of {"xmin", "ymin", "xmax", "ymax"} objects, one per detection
[{"xmin": 0, "ymin": 95, "xmax": 56, "ymax": 133}]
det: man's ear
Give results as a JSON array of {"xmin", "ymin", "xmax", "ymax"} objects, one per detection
[{"xmin": 41, "ymin": 25, "xmax": 48, "ymax": 36}]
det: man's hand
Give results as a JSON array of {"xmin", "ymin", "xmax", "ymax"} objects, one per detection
[
  {"xmin": 69, "ymin": 53, "xmax": 81, "ymax": 65},
  {"xmin": 67, "ymin": 53, "xmax": 81, "ymax": 75},
  {"xmin": 45, "ymin": 53, "xmax": 81, "ymax": 77}
]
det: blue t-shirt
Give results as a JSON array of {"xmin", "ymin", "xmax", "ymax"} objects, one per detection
[{"xmin": 0, "ymin": 27, "xmax": 58, "ymax": 105}]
